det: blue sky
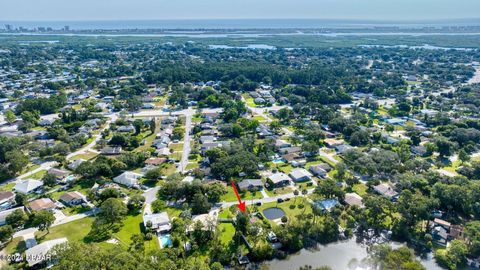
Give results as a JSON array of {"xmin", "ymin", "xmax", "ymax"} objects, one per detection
[{"xmin": 1, "ymin": 0, "xmax": 479, "ymax": 21}]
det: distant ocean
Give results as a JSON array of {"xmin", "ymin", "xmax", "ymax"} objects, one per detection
[{"xmin": 1, "ymin": 19, "xmax": 480, "ymax": 30}]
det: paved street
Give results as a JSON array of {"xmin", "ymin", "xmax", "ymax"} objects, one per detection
[{"xmin": 177, "ymin": 107, "xmax": 193, "ymax": 173}]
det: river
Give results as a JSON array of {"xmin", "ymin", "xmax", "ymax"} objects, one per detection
[{"xmin": 265, "ymin": 237, "xmax": 442, "ymax": 270}]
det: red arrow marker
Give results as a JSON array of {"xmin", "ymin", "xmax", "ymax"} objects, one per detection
[{"xmin": 231, "ymin": 181, "xmax": 246, "ymax": 213}]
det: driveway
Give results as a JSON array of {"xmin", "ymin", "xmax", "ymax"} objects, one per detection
[{"xmin": 143, "ymin": 186, "xmax": 160, "ymax": 204}]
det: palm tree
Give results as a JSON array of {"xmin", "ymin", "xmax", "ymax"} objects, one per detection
[{"xmin": 293, "ymin": 189, "xmax": 299, "ymax": 204}]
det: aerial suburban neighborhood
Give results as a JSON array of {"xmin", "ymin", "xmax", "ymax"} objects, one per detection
[{"xmin": 0, "ymin": 11, "xmax": 480, "ymax": 270}]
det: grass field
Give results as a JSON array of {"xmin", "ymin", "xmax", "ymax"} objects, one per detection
[
  {"xmin": 29, "ymin": 170, "xmax": 47, "ymax": 180},
  {"xmin": 170, "ymin": 143, "xmax": 184, "ymax": 151},
  {"xmin": 251, "ymin": 197, "xmax": 313, "ymax": 223},
  {"xmin": 113, "ymin": 211, "xmax": 159, "ymax": 253},
  {"xmin": 265, "ymin": 186, "xmax": 294, "ymax": 197},
  {"xmin": 351, "ymin": 183, "xmax": 368, "ymax": 196},
  {"xmin": 35, "ymin": 216, "xmax": 94, "ymax": 243},
  {"xmin": 218, "ymin": 223, "xmax": 235, "ymax": 245},
  {"xmin": 221, "ymin": 188, "xmax": 263, "ymax": 202},
  {"xmin": 70, "ymin": 151, "xmax": 98, "ymax": 161}
]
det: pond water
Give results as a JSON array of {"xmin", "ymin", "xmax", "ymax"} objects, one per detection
[
  {"xmin": 265, "ymin": 237, "xmax": 442, "ymax": 270},
  {"xmin": 263, "ymin": 207, "xmax": 286, "ymax": 220}
]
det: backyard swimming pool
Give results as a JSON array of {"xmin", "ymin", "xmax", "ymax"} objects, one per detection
[
  {"xmin": 159, "ymin": 234, "xmax": 172, "ymax": 248},
  {"xmin": 262, "ymin": 207, "xmax": 286, "ymax": 220}
]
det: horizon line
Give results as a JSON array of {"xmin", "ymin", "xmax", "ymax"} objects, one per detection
[{"xmin": 2, "ymin": 18, "xmax": 480, "ymax": 23}]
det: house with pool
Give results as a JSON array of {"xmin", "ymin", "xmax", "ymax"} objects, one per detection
[{"xmin": 143, "ymin": 212, "xmax": 171, "ymax": 233}]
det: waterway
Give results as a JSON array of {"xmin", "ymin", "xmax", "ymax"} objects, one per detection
[{"xmin": 265, "ymin": 237, "xmax": 442, "ymax": 270}]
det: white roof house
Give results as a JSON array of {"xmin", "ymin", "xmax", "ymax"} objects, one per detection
[
  {"xmin": 289, "ymin": 168, "xmax": 313, "ymax": 182},
  {"xmin": 14, "ymin": 179, "xmax": 43, "ymax": 194},
  {"xmin": 113, "ymin": 171, "xmax": 142, "ymax": 187},
  {"xmin": 0, "ymin": 206, "xmax": 25, "ymax": 226},
  {"xmin": 143, "ymin": 212, "xmax": 171, "ymax": 232},
  {"xmin": 268, "ymin": 172, "xmax": 291, "ymax": 187},
  {"xmin": 25, "ymin": 238, "xmax": 68, "ymax": 267},
  {"xmin": 68, "ymin": 159, "xmax": 86, "ymax": 170}
]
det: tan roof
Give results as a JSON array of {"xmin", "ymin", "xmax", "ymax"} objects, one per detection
[
  {"xmin": 59, "ymin": 191, "xmax": 83, "ymax": 203},
  {"xmin": 28, "ymin": 198, "xmax": 56, "ymax": 212},
  {"xmin": 434, "ymin": 218, "xmax": 451, "ymax": 228},
  {"xmin": 0, "ymin": 191, "xmax": 15, "ymax": 201},
  {"xmin": 145, "ymin": 157, "xmax": 166, "ymax": 166},
  {"xmin": 324, "ymin": 138, "xmax": 344, "ymax": 146},
  {"xmin": 344, "ymin": 193, "xmax": 364, "ymax": 207}
]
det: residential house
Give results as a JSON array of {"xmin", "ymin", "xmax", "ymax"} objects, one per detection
[
  {"xmin": 0, "ymin": 206, "xmax": 24, "ymax": 226},
  {"xmin": 68, "ymin": 159, "xmax": 86, "ymax": 170},
  {"xmin": 278, "ymin": 146, "xmax": 302, "ymax": 155},
  {"xmin": 117, "ymin": 125, "xmax": 135, "ymax": 133},
  {"xmin": 309, "ymin": 163, "xmax": 330, "ymax": 178},
  {"xmin": 289, "ymin": 169, "xmax": 313, "ymax": 182},
  {"xmin": 14, "ymin": 179, "xmax": 43, "ymax": 194},
  {"xmin": 335, "ymin": 144, "xmax": 353, "ymax": 154},
  {"xmin": 237, "ymin": 179, "xmax": 264, "ymax": 191},
  {"xmin": 0, "ymin": 191, "xmax": 16, "ymax": 210},
  {"xmin": 143, "ymin": 212, "xmax": 171, "ymax": 233},
  {"xmin": 27, "ymin": 198, "xmax": 57, "ymax": 212},
  {"xmin": 324, "ymin": 138, "xmax": 345, "ymax": 148},
  {"xmin": 386, "ymin": 118, "xmax": 406, "ymax": 126},
  {"xmin": 145, "ymin": 157, "xmax": 167, "ymax": 166},
  {"xmin": 113, "ymin": 171, "xmax": 142, "ymax": 187},
  {"xmin": 313, "ymin": 198, "xmax": 340, "ymax": 212},
  {"xmin": 59, "ymin": 191, "xmax": 85, "ymax": 206},
  {"xmin": 373, "ymin": 183, "xmax": 399, "ymax": 200},
  {"xmin": 411, "ymin": 145, "xmax": 427, "ymax": 156},
  {"xmin": 155, "ymin": 147, "xmax": 171, "ymax": 156},
  {"xmin": 25, "ymin": 238, "xmax": 68, "ymax": 267},
  {"xmin": 101, "ymin": 146, "xmax": 122, "ymax": 155},
  {"xmin": 48, "ymin": 168, "xmax": 71, "ymax": 180},
  {"xmin": 267, "ymin": 173, "xmax": 290, "ymax": 188},
  {"xmin": 344, "ymin": 193, "xmax": 364, "ymax": 208}
]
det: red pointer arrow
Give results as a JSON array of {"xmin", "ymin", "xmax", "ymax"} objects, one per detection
[{"xmin": 231, "ymin": 181, "xmax": 246, "ymax": 213}]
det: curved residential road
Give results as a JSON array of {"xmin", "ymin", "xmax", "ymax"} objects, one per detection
[{"xmin": 1, "ymin": 113, "xmax": 118, "ymax": 187}]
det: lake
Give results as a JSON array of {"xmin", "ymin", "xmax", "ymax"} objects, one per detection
[{"xmin": 265, "ymin": 237, "xmax": 442, "ymax": 270}]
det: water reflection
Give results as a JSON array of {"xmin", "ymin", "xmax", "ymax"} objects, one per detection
[{"xmin": 265, "ymin": 237, "xmax": 442, "ymax": 270}]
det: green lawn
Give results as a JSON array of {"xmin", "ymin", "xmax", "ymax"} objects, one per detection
[
  {"xmin": 113, "ymin": 211, "xmax": 159, "ymax": 253},
  {"xmin": 319, "ymin": 156, "xmax": 337, "ymax": 167},
  {"xmin": 35, "ymin": 217, "xmax": 94, "ymax": 243},
  {"xmin": 265, "ymin": 186, "xmax": 294, "ymax": 197},
  {"xmin": 242, "ymin": 93, "xmax": 258, "ymax": 107},
  {"xmin": 351, "ymin": 183, "xmax": 368, "ymax": 196},
  {"xmin": 160, "ymin": 164, "xmax": 176, "ymax": 176},
  {"xmin": 253, "ymin": 115, "xmax": 266, "ymax": 122},
  {"xmin": 218, "ymin": 223, "xmax": 235, "ymax": 245},
  {"xmin": 20, "ymin": 163, "xmax": 40, "ymax": 174},
  {"xmin": 220, "ymin": 189, "xmax": 263, "ymax": 202},
  {"xmin": 170, "ymin": 143, "xmax": 184, "ymax": 151},
  {"xmin": 70, "ymin": 151, "xmax": 98, "ymax": 161},
  {"xmin": 29, "ymin": 169, "xmax": 47, "ymax": 180},
  {"xmin": 0, "ymin": 182, "xmax": 16, "ymax": 192},
  {"xmin": 252, "ymin": 197, "xmax": 313, "ymax": 223},
  {"xmin": 276, "ymin": 163, "xmax": 294, "ymax": 174},
  {"xmin": 170, "ymin": 152, "xmax": 182, "ymax": 161},
  {"xmin": 185, "ymin": 162, "xmax": 199, "ymax": 170},
  {"xmin": 4, "ymin": 237, "xmax": 26, "ymax": 255}
]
